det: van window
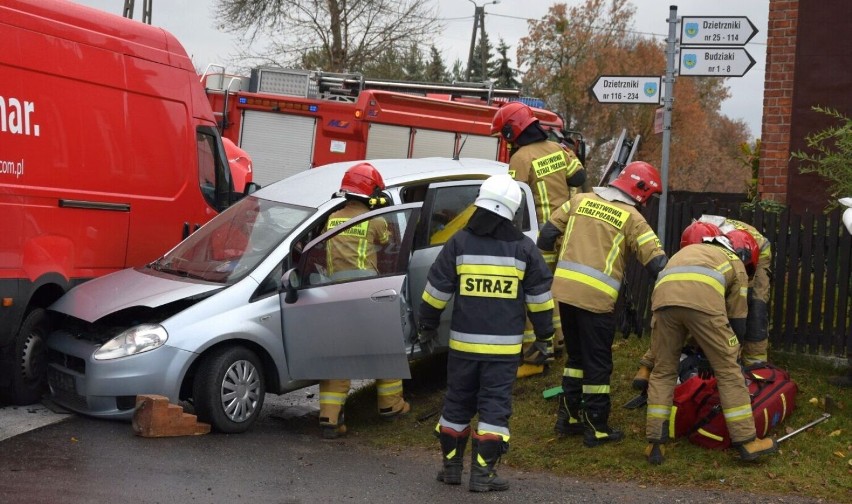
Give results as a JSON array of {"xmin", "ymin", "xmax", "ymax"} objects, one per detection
[{"xmin": 196, "ymin": 128, "xmax": 231, "ymax": 211}]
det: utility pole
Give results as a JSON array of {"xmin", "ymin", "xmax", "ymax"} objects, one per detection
[
  {"xmin": 122, "ymin": 0, "xmax": 153, "ymax": 24},
  {"xmin": 465, "ymin": 0, "xmax": 499, "ymax": 81}
]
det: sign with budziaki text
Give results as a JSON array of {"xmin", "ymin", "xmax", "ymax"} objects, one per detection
[
  {"xmin": 590, "ymin": 76, "xmax": 661, "ymax": 104},
  {"xmin": 680, "ymin": 16, "xmax": 758, "ymax": 46},
  {"xmin": 678, "ymin": 47, "xmax": 755, "ymax": 77}
]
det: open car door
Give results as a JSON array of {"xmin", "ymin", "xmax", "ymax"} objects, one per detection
[{"xmin": 280, "ymin": 203, "xmax": 421, "ymax": 380}]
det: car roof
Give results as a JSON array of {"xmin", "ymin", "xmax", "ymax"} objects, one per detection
[{"xmin": 252, "ymin": 157, "xmax": 509, "ymax": 207}]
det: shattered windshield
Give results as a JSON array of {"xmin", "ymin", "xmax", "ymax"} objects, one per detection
[{"xmin": 149, "ymin": 196, "xmax": 313, "ymax": 284}]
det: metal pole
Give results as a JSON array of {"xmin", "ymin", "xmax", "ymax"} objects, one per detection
[
  {"xmin": 659, "ymin": 5, "xmax": 677, "ymax": 248},
  {"xmin": 465, "ymin": 4, "xmax": 480, "ymax": 81},
  {"xmin": 479, "ymin": 7, "xmax": 487, "ymax": 79}
]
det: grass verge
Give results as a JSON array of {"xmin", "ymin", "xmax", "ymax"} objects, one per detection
[{"xmin": 341, "ymin": 337, "xmax": 851, "ymax": 503}]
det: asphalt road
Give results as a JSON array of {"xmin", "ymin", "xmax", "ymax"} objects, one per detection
[{"xmin": 0, "ymin": 392, "xmax": 835, "ymax": 504}]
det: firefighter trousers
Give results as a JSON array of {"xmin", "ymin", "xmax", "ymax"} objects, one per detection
[
  {"xmin": 318, "ymin": 378, "xmax": 406, "ymax": 426},
  {"xmin": 646, "ymin": 307, "xmax": 756, "ymax": 444},
  {"xmin": 559, "ymin": 303, "xmax": 616, "ymax": 416}
]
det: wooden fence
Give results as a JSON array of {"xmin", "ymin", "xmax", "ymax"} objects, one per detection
[{"xmin": 619, "ymin": 195, "xmax": 852, "ymax": 358}]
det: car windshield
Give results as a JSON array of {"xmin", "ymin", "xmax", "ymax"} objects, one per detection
[{"xmin": 149, "ymin": 196, "xmax": 313, "ymax": 284}]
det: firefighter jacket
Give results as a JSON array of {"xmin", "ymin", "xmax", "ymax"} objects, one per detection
[
  {"xmin": 652, "ymin": 243, "xmax": 749, "ymax": 322},
  {"xmin": 419, "ymin": 227, "xmax": 555, "ymax": 362},
  {"xmin": 539, "ymin": 191, "xmax": 666, "ymax": 314},
  {"xmin": 509, "ymin": 140, "xmax": 583, "ymax": 226},
  {"xmin": 324, "ymin": 199, "xmax": 389, "ymax": 275},
  {"xmin": 699, "ymin": 215, "xmax": 772, "ymax": 301}
]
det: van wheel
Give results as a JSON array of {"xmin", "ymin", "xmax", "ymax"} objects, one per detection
[
  {"xmin": 193, "ymin": 346, "xmax": 265, "ymax": 433},
  {"xmin": 2, "ymin": 308, "xmax": 50, "ymax": 405}
]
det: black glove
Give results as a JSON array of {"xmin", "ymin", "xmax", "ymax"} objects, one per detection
[
  {"xmin": 418, "ymin": 327, "xmax": 439, "ymax": 354},
  {"xmin": 696, "ymin": 356, "xmax": 714, "ymax": 379},
  {"xmin": 523, "ymin": 339, "xmax": 553, "ymax": 365}
]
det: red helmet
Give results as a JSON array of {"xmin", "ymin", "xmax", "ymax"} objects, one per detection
[
  {"xmin": 725, "ymin": 229, "xmax": 760, "ymax": 275},
  {"xmin": 609, "ymin": 161, "xmax": 662, "ymax": 205},
  {"xmin": 491, "ymin": 102, "xmax": 538, "ymax": 142},
  {"xmin": 680, "ymin": 221, "xmax": 722, "ymax": 249},
  {"xmin": 340, "ymin": 162, "xmax": 385, "ymax": 198}
]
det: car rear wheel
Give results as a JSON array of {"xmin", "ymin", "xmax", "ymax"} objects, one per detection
[
  {"xmin": 193, "ymin": 346, "xmax": 265, "ymax": 433},
  {"xmin": 1, "ymin": 308, "xmax": 50, "ymax": 405}
]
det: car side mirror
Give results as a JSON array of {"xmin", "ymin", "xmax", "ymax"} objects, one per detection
[
  {"xmin": 282, "ymin": 268, "xmax": 301, "ymax": 304},
  {"xmin": 244, "ymin": 182, "xmax": 261, "ymax": 196}
]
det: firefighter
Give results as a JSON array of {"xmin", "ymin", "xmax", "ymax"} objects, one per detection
[
  {"xmin": 537, "ymin": 161, "xmax": 668, "ymax": 447},
  {"xmin": 632, "ymin": 215, "xmax": 774, "ymax": 392},
  {"xmin": 418, "ymin": 174, "xmax": 554, "ymax": 492},
  {"xmin": 318, "ymin": 162, "xmax": 410, "ymax": 439},
  {"xmin": 645, "ymin": 228, "xmax": 779, "ymax": 464},
  {"xmin": 491, "ymin": 102, "xmax": 587, "ymax": 378}
]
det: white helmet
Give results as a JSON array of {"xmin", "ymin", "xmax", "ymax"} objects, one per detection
[
  {"xmin": 475, "ymin": 174, "xmax": 522, "ymax": 220},
  {"xmin": 840, "ymin": 197, "xmax": 852, "ymax": 235}
]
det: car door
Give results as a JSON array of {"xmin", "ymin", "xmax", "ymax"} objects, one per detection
[
  {"xmin": 408, "ymin": 180, "xmax": 536, "ymax": 354},
  {"xmin": 280, "ymin": 203, "xmax": 421, "ymax": 380}
]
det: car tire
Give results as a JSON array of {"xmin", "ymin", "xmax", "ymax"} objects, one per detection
[
  {"xmin": 1, "ymin": 308, "xmax": 50, "ymax": 405},
  {"xmin": 193, "ymin": 346, "xmax": 265, "ymax": 433}
]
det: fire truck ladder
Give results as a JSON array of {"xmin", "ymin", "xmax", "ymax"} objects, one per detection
[
  {"xmin": 313, "ymin": 72, "xmax": 521, "ymax": 105},
  {"xmin": 122, "ymin": 0, "xmax": 152, "ymax": 24},
  {"xmin": 201, "ymin": 64, "xmax": 245, "ymax": 133}
]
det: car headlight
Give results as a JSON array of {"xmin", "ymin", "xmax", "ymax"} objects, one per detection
[{"xmin": 94, "ymin": 324, "xmax": 168, "ymax": 360}]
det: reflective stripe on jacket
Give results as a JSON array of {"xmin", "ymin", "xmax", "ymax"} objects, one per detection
[
  {"xmin": 419, "ymin": 229, "xmax": 554, "ymax": 361},
  {"xmin": 325, "ymin": 200, "xmax": 389, "ymax": 275},
  {"xmin": 651, "ymin": 243, "xmax": 748, "ymax": 318},
  {"xmin": 548, "ymin": 192, "xmax": 665, "ymax": 313},
  {"xmin": 509, "ymin": 140, "xmax": 582, "ymax": 225}
]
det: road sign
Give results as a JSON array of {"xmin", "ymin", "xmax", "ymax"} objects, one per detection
[
  {"xmin": 680, "ymin": 16, "xmax": 758, "ymax": 46},
  {"xmin": 590, "ymin": 75, "xmax": 661, "ymax": 104},
  {"xmin": 678, "ymin": 47, "xmax": 755, "ymax": 77}
]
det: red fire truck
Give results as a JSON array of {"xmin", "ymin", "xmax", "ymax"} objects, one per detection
[
  {"xmin": 203, "ymin": 67, "xmax": 583, "ymax": 186},
  {"xmin": 0, "ymin": 0, "xmax": 247, "ymax": 404}
]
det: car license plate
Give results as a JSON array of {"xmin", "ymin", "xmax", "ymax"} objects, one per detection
[{"xmin": 48, "ymin": 368, "xmax": 76, "ymax": 394}]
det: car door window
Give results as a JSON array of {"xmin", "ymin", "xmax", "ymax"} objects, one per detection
[{"xmin": 300, "ymin": 207, "xmax": 417, "ymax": 287}]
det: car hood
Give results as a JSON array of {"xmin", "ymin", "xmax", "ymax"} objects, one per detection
[{"xmin": 50, "ymin": 267, "xmax": 223, "ymax": 322}]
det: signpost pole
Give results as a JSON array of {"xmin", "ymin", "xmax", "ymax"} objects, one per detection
[{"xmin": 658, "ymin": 5, "xmax": 678, "ymax": 249}]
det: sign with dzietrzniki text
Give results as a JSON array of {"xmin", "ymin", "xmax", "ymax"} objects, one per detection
[
  {"xmin": 681, "ymin": 16, "xmax": 758, "ymax": 46},
  {"xmin": 590, "ymin": 76, "xmax": 661, "ymax": 104}
]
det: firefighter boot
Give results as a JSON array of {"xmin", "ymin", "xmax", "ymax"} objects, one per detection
[
  {"xmin": 632, "ymin": 365, "xmax": 651, "ymax": 392},
  {"xmin": 645, "ymin": 443, "xmax": 665, "ymax": 465},
  {"xmin": 469, "ymin": 434, "xmax": 510, "ymax": 492},
  {"xmin": 516, "ymin": 363, "xmax": 545, "ymax": 378},
  {"xmin": 582, "ymin": 409, "xmax": 624, "ymax": 448},
  {"xmin": 554, "ymin": 394, "xmax": 583, "ymax": 436},
  {"xmin": 736, "ymin": 437, "xmax": 778, "ymax": 462},
  {"xmin": 435, "ymin": 426, "xmax": 470, "ymax": 485},
  {"xmin": 320, "ymin": 411, "xmax": 347, "ymax": 440}
]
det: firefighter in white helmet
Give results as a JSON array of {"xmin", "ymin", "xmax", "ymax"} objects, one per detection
[
  {"xmin": 644, "ymin": 228, "xmax": 779, "ymax": 464},
  {"xmin": 418, "ymin": 174, "xmax": 554, "ymax": 492},
  {"xmin": 537, "ymin": 161, "xmax": 667, "ymax": 446},
  {"xmin": 318, "ymin": 162, "xmax": 410, "ymax": 439},
  {"xmin": 491, "ymin": 102, "xmax": 587, "ymax": 378},
  {"xmin": 632, "ymin": 215, "xmax": 774, "ymax": 394}
]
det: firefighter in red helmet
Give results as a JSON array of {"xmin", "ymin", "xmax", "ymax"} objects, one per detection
[
  {"xmin": 644, "ymin": 229, "xmax": 778, "ymax": 464},
  {"xmin": 537, "ymin": 161, "xmax": 667, "ymax": 447},
  {"xmin": 317, "ymin": 162, "xmax": 410, "ymax": 439},
  {"xmin": 491, "ymin": 102, "xmax": 587, "ymax": 378}
]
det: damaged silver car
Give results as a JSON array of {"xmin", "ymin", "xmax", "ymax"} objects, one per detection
[{"xmin": 46, "ymin": 158, "xmax": 539, "ymax": 433}]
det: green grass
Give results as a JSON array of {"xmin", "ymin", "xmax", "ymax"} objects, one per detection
[{"xmin": 341, "ymin": 337, "xmax": 852, "ymax": 503}]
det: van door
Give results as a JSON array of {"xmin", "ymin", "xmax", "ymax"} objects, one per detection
[{"xmin": 280, "ymin": 203, "xmax": 421, "ymax": 380}]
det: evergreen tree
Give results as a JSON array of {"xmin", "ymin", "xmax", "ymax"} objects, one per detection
[
  {"xmin": 425, "ymin": 45, "xmax": 449, "ymax": 82},
  {"xmin": 467, "ymin": 32, "xmax": 495, "ymax": 82},
  {"xmin": 402, "ymin": 42, "xmax": 425, "ymax": 81},
  {"xmin": 492, "ymin": 39, "xmax": 520, "ymax": 88}
]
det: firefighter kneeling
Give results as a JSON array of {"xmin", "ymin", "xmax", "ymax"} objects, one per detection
[
  {"xmin": 644, "ymin": 223, "xmax": 779, "ymax": 464},
  {"xmin": 418, "ymin": 174, "xmax": 554, "ymax": 492}
]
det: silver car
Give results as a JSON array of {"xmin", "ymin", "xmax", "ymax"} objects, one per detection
[{"xmin": 46, "ymin": 158, "xmax": 540, "ymax": 433}]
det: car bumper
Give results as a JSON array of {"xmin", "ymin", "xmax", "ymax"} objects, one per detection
[{"xmin": 46, "ymin": 329, "xmax": 195, "ymax": 420}]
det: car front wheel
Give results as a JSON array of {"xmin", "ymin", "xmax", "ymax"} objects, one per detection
[{"xmin": 193, "ymin": 346, "xmax": 265, "ymax": 433}]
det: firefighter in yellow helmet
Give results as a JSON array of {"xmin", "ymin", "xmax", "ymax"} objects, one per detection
[
  {"xmin": 418, "ymin": 174, "xmax": 554, "ymax": 492},
  {"xmin": 644, "ymin": 228, "xmax": 779, "ymax": 464},
  {"xmin": 632, "ymin": 215, "xmax": 774, "ymax": 394},
  {"xmin": 537, "ymin": 161, "xmax": 667, "ymax": 446},
  {"xmin": 492, "ymin": 102, "xmax": 587, "ymax": 378},
  {"xmin": 318, "ymin": 162, "xmax": 410, "ymax": 439}
]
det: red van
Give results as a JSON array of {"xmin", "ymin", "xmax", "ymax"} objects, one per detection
[{"xmin": 0, "ymin": 0, "xmax": 243, "ymax": 404}]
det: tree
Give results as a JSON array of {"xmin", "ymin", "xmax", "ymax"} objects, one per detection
[
  {"xmin": 792, "ymin": 106, "xmax": 852, "ymax": 206},
  {"xmin": 425, "ymin": 46, "xmax": 449, "ymax": 82},
  {"xmin": 401, "ymin": 42, "xmax": 425, "ymax": 81},
  {"xmin": 468, "ymin": 32, "xmax": 495, "ymax": 82},
  {"xmin": 214, "ymin": 0, "xmax": 441, "ymax": 73},
  {"xmin": 492, "ymin": 39, "xmax": 520, "ymax": 88}
]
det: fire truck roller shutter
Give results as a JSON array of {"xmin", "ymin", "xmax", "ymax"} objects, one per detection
[
  {"xmin": 239, "ymin": 111, "xmax": 316, "ymax": 186},
  {"xmin": 366, "ymin": 124, "xmax": 410, "ymax": 159},
  {"xmin": 454, "ymin": 134, "xmax": 500, "ymax": 161},
  {"xmin": 411, "ymin": 129, "xmax": 455, "ymax": 159}
]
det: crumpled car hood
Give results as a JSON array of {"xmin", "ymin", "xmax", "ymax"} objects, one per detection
[{"xmin": 50, "ymin": 267, "xmax": 222, "ymax": 323}]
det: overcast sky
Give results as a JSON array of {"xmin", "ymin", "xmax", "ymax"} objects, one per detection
[{"xmin": 70, "ymin": 0, "xmax": 769, "ymax": 138}]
